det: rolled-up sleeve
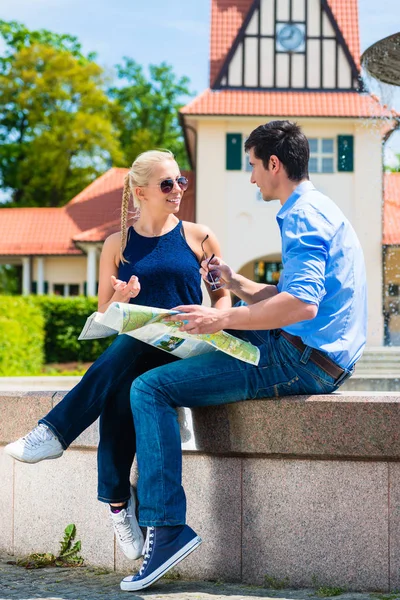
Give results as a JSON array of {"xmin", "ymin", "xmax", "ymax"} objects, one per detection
[{"xmin": 279, "ymin": 208, "xmax": 331, "ymax": 306}]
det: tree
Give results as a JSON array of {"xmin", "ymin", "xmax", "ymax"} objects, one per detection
[
  {"xmin": 0, "ymin": 19, "xmax": 92, "ymax": 61},
  {"xmin": 0, "ymin": 20, "xmax": 195, "ymax": 207},
  {"xmin": 109, "ymin": 58, "xmax": 194, "ymax": 169},
  {"xmin": 0, "ymin": 23, "xmax": 122, "ymax": 207}
]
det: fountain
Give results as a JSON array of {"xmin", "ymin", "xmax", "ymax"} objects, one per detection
[{"xmin": 340, "ymin": 32, "xmax": 400, "ymax": 391}]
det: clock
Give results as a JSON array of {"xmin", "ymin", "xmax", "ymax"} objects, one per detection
[{"xmin": 276, "ymin": 23, "xmax": 305, "ymax": 52}]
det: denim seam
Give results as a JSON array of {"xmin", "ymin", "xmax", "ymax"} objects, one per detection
[
  {"xmin": 97, "ymin": 493, "xmax": 131, "ymax": 504},
  {"xmin": 136, "ymin": 383, "xmax": 167, "ymax": 524}
]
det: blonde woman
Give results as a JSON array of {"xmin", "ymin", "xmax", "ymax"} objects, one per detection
[{"xmin": 5, "ymin": 150, "xmax": 231, "ymax": 560}]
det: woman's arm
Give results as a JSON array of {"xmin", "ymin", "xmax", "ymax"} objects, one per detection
[
  {"xmin": 97, "ymin": 233, "xmax": 140, "ymax": 313},
  {"xmin": 182, "ymin": 222, "xmax": 231, "ymax": 310}
]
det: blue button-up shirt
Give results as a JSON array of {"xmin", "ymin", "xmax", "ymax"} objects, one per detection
[{"xmin": 276, "ymin": 181, "xmax": 367, "ymax": 369}]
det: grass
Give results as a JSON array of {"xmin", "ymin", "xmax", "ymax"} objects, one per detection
[
  {"xmin": 314, "ymin": 586, "xmax": 346, "ymax": 597},
  {"xmin": 41, "ymin": 362, "xmax": 92, "ymax": 376},
  {"xmin": 264, "ymin": 574, "xmax": 290, "ymax": 589}
]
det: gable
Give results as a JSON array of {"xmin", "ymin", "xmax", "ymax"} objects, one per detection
[{"xmin": 210, "ymin": 0, "xmax": 360, "ymax": 91}]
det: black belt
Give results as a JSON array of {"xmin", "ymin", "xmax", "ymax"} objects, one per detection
[{"xmin": 280, "ymin": 330, "xmax": 345, "ymax": 380}]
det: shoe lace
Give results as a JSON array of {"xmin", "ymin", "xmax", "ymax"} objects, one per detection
[
  {"xmin": 112, "ymin": 508, "xmax": 135, "ymax": 545},
  {"xmin": 139, "ymin": 527, "xmax": 155, "ymax": 575},
  {"xmin": 22, "ymin": 425, "xmax": 54, "ymax": 449}
]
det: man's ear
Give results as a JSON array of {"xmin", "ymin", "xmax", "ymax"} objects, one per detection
[{"xmin": 269, "ymin": 155, "xmax": 280, "ymax": 172}]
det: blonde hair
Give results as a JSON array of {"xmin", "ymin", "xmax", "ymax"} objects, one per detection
[{"xmin": 120, "ymin": 149, "xmax": 175, "ymax": 263}]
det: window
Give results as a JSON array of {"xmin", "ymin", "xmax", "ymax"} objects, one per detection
[
  {"xmin": 69, "ymin": 284, "xmax": 80, "ymax": 296},
  {"xmin": 226, "ymin": 133, "xmax": 242, "ymax": 170},
  {"xmin": 308, "ymin": 138, "xmax": 335, "ymax": 173},
  {"xmin": 53, "ymin": 284, "xmax": 81, "ymax": 296},
  {"xmin": 254, "ymin": 261, "xmax": 283, "ymax": 285},
  {"xmin": 244, "ymin": 153, "xmax": 253, "ymax": 172}
]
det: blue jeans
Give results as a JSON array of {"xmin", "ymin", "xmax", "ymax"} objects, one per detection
[
  {"xmin": 39, "ymin": 334, "xmax": 177, "ymax": 503},
  {"xmin": 130, "ymin": 329, "xmax": 353, "ymax": 527}
]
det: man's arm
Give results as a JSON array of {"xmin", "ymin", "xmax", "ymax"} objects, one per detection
[{"xmin": 170, "ymin": 292, "xmax": 317, "ymax": 335}]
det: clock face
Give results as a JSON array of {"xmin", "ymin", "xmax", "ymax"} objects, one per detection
[{"xmin": 276, "ymin": 23, "xmax": 305, "ymax": 52}]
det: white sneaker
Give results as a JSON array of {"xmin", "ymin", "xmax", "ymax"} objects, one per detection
[
  {"xmin": 110, "ymin": 487, "xmax": 144, "ymax": 560},
  {"xmin": 4, "ymin": 424, "xmax": 64, "ymax": 463}
]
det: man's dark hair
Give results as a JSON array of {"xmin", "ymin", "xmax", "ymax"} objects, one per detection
[{"xmin": 244, "ymin": 120, "xmax": 309, "ymax": 181}]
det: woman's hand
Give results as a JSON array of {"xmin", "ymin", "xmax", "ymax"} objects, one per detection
[{"xmin": 111, "ymin": 275, "xmax": 141, "ymax": 303}]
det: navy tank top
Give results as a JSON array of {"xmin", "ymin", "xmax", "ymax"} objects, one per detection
[{"xmin": 118, "ymin": 221, "xmax": 203, "ymax": 310}]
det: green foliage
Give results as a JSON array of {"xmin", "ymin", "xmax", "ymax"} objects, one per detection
[
  {"xmin": 0, "ymin": 20, "xmax": 93, "ymax": 61},
  {"xmin": 17, "ymin": 524, "xmax": 83, "ymax": 569},
  {"xmin": 0, "ymin": 37, "xmax": 122, "ymax": 207},
  {"xmin": 0, "ymin": 20, "xmax": 194, "ymax": 208},
  {"xmin": 0, "ymin": 265, "xmax": 21, "ymax": 294},
  {"xmin": 109, "ymin": 58, "xmax": 194, "ymax": 168},
  {"xmin": 0, "ymin": 296, "xmax": 44, "ymax": 375},
  {"xmin": 315, "ymin": 587, "xmax": 345, "ymax": 598},
  {"xmin": 31, "ymin": 296, "xmax": 112, "ymax": 363},
  {"xmin": 264, "ymin": 574, "xmax": 290, "ymax": 589}
]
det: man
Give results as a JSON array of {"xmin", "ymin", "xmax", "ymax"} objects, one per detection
[{"xmin": 120, "ymin": 121, "xmax": 367, "ymax": 591}]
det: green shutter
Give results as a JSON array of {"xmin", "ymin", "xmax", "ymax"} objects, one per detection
[
  {"xmin": 337, "ymin": 135, "xmax": 354, "ymax": 172},
  {"xmin": 31, "ymin": 281, "xmax": 37, "ymax": 294},
  {"xmin": 226, "ymin": 134, "xmax": 242, "ymax": 170},
  {"xmin": 84, "ymin": 282, "xmax": 87, "ymax": 296},
  {"xmin": 44, "ymin": 281, "xmax": 49, "ymax": 294}
]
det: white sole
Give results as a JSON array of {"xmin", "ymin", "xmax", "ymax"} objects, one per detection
[
  {"xmin": 4, "ymin": 449, "xmax": 63, "ymax": 464},
  {"xmin": 120, "ymin": 535, "xmax": 202, "ymax": 591}
]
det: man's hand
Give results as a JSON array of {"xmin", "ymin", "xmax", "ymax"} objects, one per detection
[
  {"xmin": 111, "ymin": 275, "xmax": 141, "ymax": 303},
  {"xmin": 166, "ymin": 305, "xmax": 229, "ymax": 335},
  {"xmin": 200, "ymin": 256, "xmax": 236, "ymax": 290}
]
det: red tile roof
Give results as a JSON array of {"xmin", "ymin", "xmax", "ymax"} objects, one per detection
[
  {"xmin": 181, "ymin": 89, "xmax": 394, "ymax": 117},
  {"xmin": 0, "ymin": 208, "xmax": 82, "ymax": 256},
  {"xmin": 209, "ymin": 0, "xmax": 361, "ymax": 88},
  {"xmin": 0, "ymin": 169, "xmax": 195, "ymax": 255},
  {"xmin": 383, "ymin": 172, "xmax": 400, "ymax": 245}
]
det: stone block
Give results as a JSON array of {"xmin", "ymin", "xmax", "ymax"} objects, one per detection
[
  {"xmin": 0, "ymin": 392, "xmax": 54, "ymax": 444},
  {"xmin": 0, "ymin": 448, "xmax": 14, "ymax": 553},
  {"xmin": 13, "ymin": 449, "xmax": 114, "ymax": 569},
  {"xmin": 242, "ymin": 459, "xmax": 388, "ymax": 591},
  {"xmin": 389, "ymin": 463, "xmax": 400, "ymax": 590},
  {"xmin": 191, "ymin": 394, "xmax": 400, "ymax": 459}
]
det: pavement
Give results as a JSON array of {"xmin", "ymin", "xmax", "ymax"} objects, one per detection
[{"xmin": 0, "ymin": 555, "xmax": 396, "ymax": 600}]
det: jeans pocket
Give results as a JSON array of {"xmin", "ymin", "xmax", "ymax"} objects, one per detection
[{"xmin": 255, "ymin": 374, "xmax": 301, "ymax": 399}]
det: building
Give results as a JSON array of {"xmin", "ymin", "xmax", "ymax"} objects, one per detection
[{"xmin": 179, "ymin": 0, "xmax": 398, "ymax": 347}]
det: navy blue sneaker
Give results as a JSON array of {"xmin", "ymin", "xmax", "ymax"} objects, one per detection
[{"xmin": 120, "ymin": 524, "xmax": 202, "ymax": 591}]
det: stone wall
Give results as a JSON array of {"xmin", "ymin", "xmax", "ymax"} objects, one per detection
[{"xmin": 1, "ymin": 390, "xmax": 400, "ymax": 591}]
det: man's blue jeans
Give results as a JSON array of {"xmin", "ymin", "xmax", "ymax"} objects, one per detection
[
  {"xmin": 130, "ymin": 328, "xmax": 353, "ymax": 527},
  {"xmin": 39, "ymin": 334, "xmax": 177, "ymax": 503}
]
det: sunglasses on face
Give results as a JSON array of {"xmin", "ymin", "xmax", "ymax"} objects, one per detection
[{"xmin": 159, "ymin": 176, "xmax": 188, "ymax": 194}]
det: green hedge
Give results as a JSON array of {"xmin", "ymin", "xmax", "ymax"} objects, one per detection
[
  {"xmin": 31, "ymin": 296, "xmax": 112, "ymax": 363},
  {"xmin": 0, "ymin": 296, "xmax": 45, "ymax": 375}
]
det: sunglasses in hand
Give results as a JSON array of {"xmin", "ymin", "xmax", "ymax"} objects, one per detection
[{"xmin": 200, "ymin": 235, "xmax": 223, "ymax": 291}]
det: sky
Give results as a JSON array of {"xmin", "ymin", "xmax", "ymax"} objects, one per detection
[{"xmin": 1, "ymin": 0, "xmax": 400, "ymax": 154}]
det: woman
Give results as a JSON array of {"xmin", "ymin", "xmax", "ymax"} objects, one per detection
[{"xmin": 5, "ymin": 149, "xmax": 231, "ymax": 560}]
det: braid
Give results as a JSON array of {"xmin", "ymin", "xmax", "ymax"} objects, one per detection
[{"xmin": 120, "ymin": 174, "xmax": 131, "ymax": 264}]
